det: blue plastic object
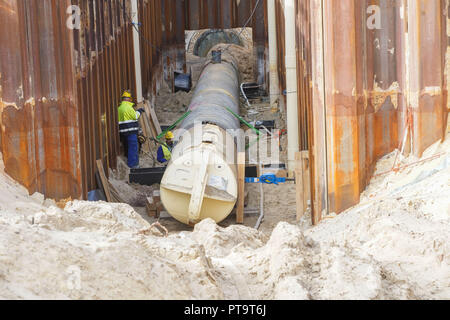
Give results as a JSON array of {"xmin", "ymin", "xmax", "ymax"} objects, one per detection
[
  {"xmin": 245, "ymin": 173, "xmax": 287, "ymax": 185},
  {"xmin": 88, "ymin": 189, "xmax": 106, "ymax": 202}
]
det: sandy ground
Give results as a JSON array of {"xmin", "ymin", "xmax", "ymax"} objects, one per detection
[
  {"xmin": 0, "ymin": 114, "xmax": 449, "ymax": 299},
  {"xmin": 0, "ymin": 133, "xmax": 449, "ymax": 299},
  {"xmin": 0, "ymin": 128, "xmax": 450, "ymax": 299}
]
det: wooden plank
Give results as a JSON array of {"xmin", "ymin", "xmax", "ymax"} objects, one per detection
[
  {"xmin": 144, "ymin": 101, "xmax": 161, "ymax": 138},
  {"xmin": 237, "ymin": 152, "xmax": 246, "ymax": 224},
  {"xmin": 143, "ymin": 101, "xmax": 157, "ymax": 138},
  {"xmin": 108, "ymin": 181, "xmax": 125, "ymax": 203},
  {"xmin": 96, "ymin": 159, "xmax": 112, "ymax": 202},
  {"xmin": 146, "ymin": 197, "xmax": 157, "ymax": 217},
  {"xmin": 145, "ymin": 191, "xmax": 165, "ymax": 219},
  {"xmin": 301, "ymin": 151, "xmax": 311, "ymax": 213},
  {"xmin": 147, "ymin": 101, "xmax": 162, "ymax": 135},
  {"xmin": 138, "ymin": 115, "xmax": 151, "ymax": 153},
  {"xmin": 145, "ymin": 115, "xmax": 156, "ymax": 139},
  {"xmin": 138, "ymin": 101, "xmax": 156, "ymax": 140},
  {"xmin": 295, "ymin": 152, "xmax": 304, "ymax": 221},
  {"xmin": 310, "ymin": 0, "xmax": 329, "ymax": 225},
  {"xmin": 152, "ymin": 190, "xmax": 165, "ymax": 218},
  {"xmin": 152, "ymin": 190, "xmax": 161, "ymax": 203}
]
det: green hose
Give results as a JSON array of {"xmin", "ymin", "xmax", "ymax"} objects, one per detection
[
  {"xmin": 155, "ymin": 110, "xmax": 192, "ymax": 144},
  {"xmin": 224, "ymin": 106, "xmax": 263, "ymax": 150},
  {"xmin": 155, "ymin": 107, "xmax": 263, "ymax": 151}
]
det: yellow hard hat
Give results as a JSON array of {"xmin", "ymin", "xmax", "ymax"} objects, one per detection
[
  {"xmin": 122, "ymin": 91, "xmax": 132, "ymax": 99},
  {"xmin": 165, "ymin": 131, "xmax": 174, "ymax": 140}
]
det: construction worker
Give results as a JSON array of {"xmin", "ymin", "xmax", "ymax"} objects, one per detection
[
  {"xmin": 118, "ymin": 90, "xmax": 145, "ymax": 168},
  {"xmin": 157, "ymin": 131, "xmax": 174, "ymax": 164}
]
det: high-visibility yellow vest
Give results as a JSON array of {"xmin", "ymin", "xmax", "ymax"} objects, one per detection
[
  {"xmin": 161, "ymin": 145, "xmax": 172, "ymax": 161},
  {"xmin": 118, "ymin": 101, "xmax": 141, "ymax": 134}
]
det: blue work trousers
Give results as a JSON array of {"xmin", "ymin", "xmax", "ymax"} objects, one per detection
[{"xmin": 127, "ymin": 133, "xmax": 139, "ymax": 168}]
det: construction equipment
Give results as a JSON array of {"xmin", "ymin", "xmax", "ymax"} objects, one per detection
[
  {"xmin": 130, "ymin": 166, "xmax": 166, "ymax": 186},
  {"xmin": 245, "ymin": 173, "xmax": 295, "ymax": 185},
  {"xmin": 160, "ymin": 51, "xmax": 241, "ymax": 226}
]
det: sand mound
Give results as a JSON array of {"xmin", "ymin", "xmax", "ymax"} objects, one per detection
[
  {"xmin": 0, "ymin": 136, "xmax": 449, "ymax": 299},
  {"xmin": 208, "ymin": 43, "xmax": 255, "ymax": 83}
]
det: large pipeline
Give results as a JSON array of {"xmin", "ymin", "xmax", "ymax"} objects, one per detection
[{"xmin": 160, "ymin": 52, "xmax": 241, "ymax": 226}]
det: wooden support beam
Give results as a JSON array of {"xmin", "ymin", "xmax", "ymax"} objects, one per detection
[
  {"xmin": 295, "ymin": 152, "xmax": 304, "ymax": 221},
  {"xmin": 146, "ymin": 190, "xmax": 164, "ymax": 219},
  {"xmin": 237, "ymin": 152, "xmax": 246, "ymax": 224},
  {"xmin": 146, "ymin": 197, "xmax": 157, "ymax": 217},
  {"xmin": 96, "ymin": 159, "xmax": 112, "ymax": 202},
  {"xmin": 301, "ymin": 150, "xmax": 311, "ymax": 213},
  {"xmin": 309, "ymin": 0, "xmax": 329, "ymax": 225},
  {"xmin": 142, "ymin": 101, "xmax": 157, "ymax": 139},
  {"xmin": 137, "ymin": 103, "xmax": 151, "ymax": 153},
  {"xmin": 145, "ymin": 100, "xmax": 162, "ymax": 136},
  {"xmin": 108, "ymin": 181, "xmax": 125, "ymax": 203}
]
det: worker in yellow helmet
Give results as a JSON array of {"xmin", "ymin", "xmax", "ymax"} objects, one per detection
[
  {"xmin": 157, "ymin": 131, "xmax": 174, "ymax": 164},
  {"xmin": 118, "ymin": 90, "xmax": 145, "ymax": 168}
]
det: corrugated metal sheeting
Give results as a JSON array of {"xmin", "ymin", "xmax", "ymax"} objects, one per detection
[
  {"xmin": 139, "ymin": 0, "xmax": 270, "ymax": 148},
  {"xmin": 138, "ymin": 0, "xmax": 185, "ymax": 96},
  {"xmin": 0, "ymin": 0, "xmax": 82, "ymax": 200},
  {"xmin": 0, "ymin": 0, "xmax": 148, "ymax": 200},
  {"xmin": 140, "ymin": 0, "xmax": 269, "ymax": 99},
  {"xmin": 0, "ymin": 0, "xmax": 268, "ymax": 200},
  {"xmin": 290, "ymin": 0, "xmax": 449, "ymax": 224},
  {"xmin": 72, "ymin": 0, "xmax": 137, "ymax": 198}
]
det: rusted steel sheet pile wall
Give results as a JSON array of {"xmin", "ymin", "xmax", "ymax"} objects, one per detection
[
  {"xmin": 274, "ymin": 0, "xmax": 311, "ymax": 151},
  {"xmin": 140, "ymin": 0, "xmax": 269, "ymax": 97},
  {"xmin": 0, "ymin": 0, "xmax": 268, "ymax": 201},
  {"xmin": 0, "ymin": 0, "xmax": 82, "ymax": 200},
  {"xmin": 0, "ymin": 0, "xmax": 166, "ymax": 200},
  {"xmin": 251, "ymin": 0, "xmax": 269, "ymax": 88},
  {"xmin": 186, "ymin": 0, "xmax": 249, "ymax": 29},
  {"xmin": 294, "ymin": 0, "xmax": 449, "ymax": 224},
  {"xmin": 294, "ymin": 0, "xmax": 311, "ymax": 151},
  {"xmin": 185, "ymin": 0, "xmax": 266, "ymax": 32},
  {"xmin": 185, "ymin": 0, "xmax": 268, "ymax": 88},
  {"xmin": 305, "ymin": 0, "xmax": 328, "ymax": 225},
  {"xmin": 138, "ymin": 0, "xmax": 185, "ymax": 95},
  {"xmin": 72, "ymin": 0, "xmax": 138, "ymax": 198},
  {"xmin": 274, "ymin": 0, "xmax": 287, "ymax": 109}
]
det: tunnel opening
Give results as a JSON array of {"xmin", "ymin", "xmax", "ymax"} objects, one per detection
[
  {"xmin": 185, "ymin": 28, "xmax": 256, "ymax": 88},
  {"xmin": 192, "ymin": 29, "xmax": 244, "ymax": 57}
]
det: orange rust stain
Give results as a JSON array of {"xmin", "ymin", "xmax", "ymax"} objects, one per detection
[{"xmin": 0, "ymin": 3, "xmax": 17, "ymax": 15}]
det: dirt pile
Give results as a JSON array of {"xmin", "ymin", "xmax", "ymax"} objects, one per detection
[
  {"xmin": 0, "ymin": 135, "xmax": 449, "ymax": 299},
  {"xmin": 208, "ymin": 43, "xmax": 255, "ymax": 83},
  {"xmin": 153, "ymin": 81, "xmax": 193, "ymax": 126}
]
